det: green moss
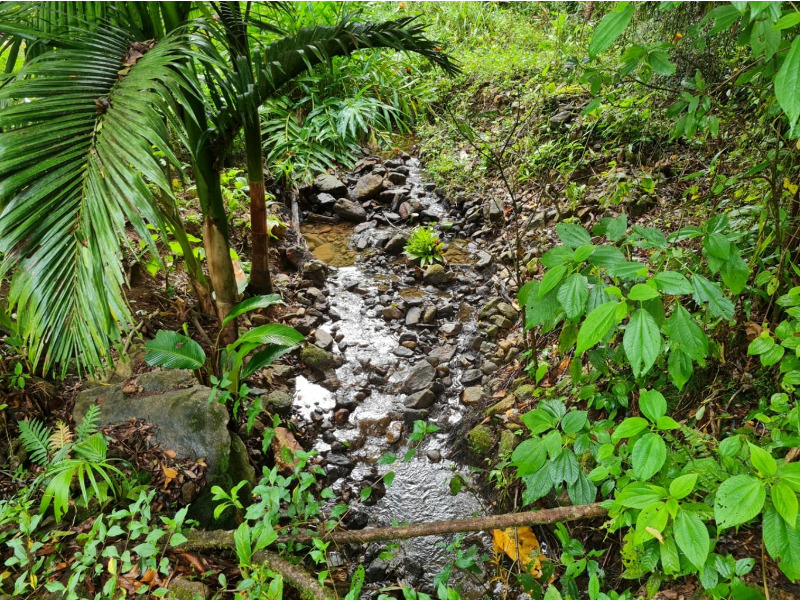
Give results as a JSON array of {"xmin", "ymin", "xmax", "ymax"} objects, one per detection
[{"xmin": 468, "ymin": 424, "xmax": 495, "ymax": 456}]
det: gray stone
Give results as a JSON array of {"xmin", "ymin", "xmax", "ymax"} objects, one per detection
[
  {"xmin": 404, "ymin": 388, "xmax": 436, "ymax": 409},
  {"xmin": 136, "ymin": 369, "xmax": 196, "ymax": 392},
  {"xmin": 386, "ymin": 171, "xmax": 407, "ymax": 185},
  {"xmin": 302, "ymin": 259, "xmax": 329, "ymax": 287},
  {"xmin": 422, "ymin": 264, "xmax": 451, "ymax": 286},
  {"xmin": 550, "ymin": 110, "xmax": 573, "ymax": 127},
  {"xmin": 384, "ymin": 232, "xmax": 409, "ymax": 255},
  {"xmin": 461, "ymin": 386, "xmax": 484, "ymax": 406},
  {"xmin": 354, "ymin": 173, "xmax": 385, "ymax": 200},
  {"xmin": 422, "ymin": 306, "xmax": 438, "ymax": 324},
  {"xmin": 380, "ymin": 188, "xmax": 407, "ymax": 207},
  {"xmin": 428, "ymin": 345, "xmax": 456, "ymax": 365},
  {"xmin": 488, "ymin": 314, "xmax": 513, "ymax": 329},
  {"xmin": 300, "ymin": 345, "xmax": 334, "ymax": 371},
  {"xmin": 262, "ymin": 390, "xmax": 292, "ymax": 415},
  {"xmin": 229, "ymin": 433, "xmax": 256, "ymax": 493},
  {"xmin": 496, "ymin": 302, "xmax": 519, "ymax": 322},
  {"xmin": 462, "ymin": 369, "xmax": 482, "ymax": 385},
  {"xmin": 405, "ymin": 306, "xmax": 422, "ymax": 326},
  {"xmin": 482, "ymin": 361, "xmax": 499, "ymax": 375},
  {"xmin": 399, "ymin": 361, "xmax": 436, "ymax": 395},
  {"xmin": 354, "ymin": 220, "xmax": 378, "ymax": 233},
  {"xmin": 475, "ymin": 251, "xmax": 493, "ymax": 269},
  {"xmin": 314, "ymin": 328, "xmax": 334, "ymax": 350},
  {"xmin": 393, "ymin": 346, "xmax": 414, "ymax": 358},
  {"xmin": 333, "ymin": 198, "xmax": 367, "ymax": 223},
  {"xmin": 316, "ymin": 192, "xmax": 337, "ymax": 209},
  {"xmin": 382, "ymin": 305, "xmax": 404, "ymax": 320},
  {"xmin": 484, "ymin": 197, "xmax": 505, "ymax": 226},
  {"xmin": 168, "ymin": 576, "xmax": 212, "ymax": 600},
  {"xmin": 439, "ymin": 322, "xmax": 462, "ymax": 336},
  {"xmin": 313, "ymin": 173, "xmax": 347, "ymax": 197},
  {"xmin": 74, "ymin": 383, "xmax": 230, "ymax": 486}
]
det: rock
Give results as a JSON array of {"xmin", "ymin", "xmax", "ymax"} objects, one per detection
[
  {"xmin": 311, "ymin": 243, "xmax": 335, "ymax": 263},
  {"xmin": 399, "ymin": 361, "xmax": 436, "ymax": 394},
  {"xmin": 439, "ymin": 322, "xmax": 462, "ymax": 336},
  {"xmin": 549, "ymin": 110, "xmax": 573, "ymax": 127},
  {"xmin": 393, "ymin": 346, "xmax": 414, "ymax": 358},
  {"xmin": 422, "ymin": 264, "xmax": 451, "ymax": 286},
  {"xmin": 302, "ymin": 259, "xmax": 329, "ymax": 287},
  {"xmin": 428, "ymin": 345, "xmax": 456, "ymax": 365},
  {"xmin": 468, "ymin": 424, "xmax": 495, "ymax": 456},
  {"xmin": 482, "ymin": 360, "xmax": 499, "ymax": 375},
  {"xmin": 315, "ymin": 192, "xmax": 337, "ymax": 209},
  {"xmin": 380, "ymin": 188, "xmax": 407, "ymax": 207},
  {"xmin": 461, "ymin": 369, "xmax": 482, "ymax": 385},
  {"xmin": 486, "ymin": 395, "xmax": 515, "ymax": 418},
  {"xmin": 427, "ymin": 449, "xmax": 442, "ymax": 462},
  {"xmin": 386, "ymin": 421, "xmax": 404, "ymax": 444},
  {"xmin": 136, "ymin": 370, "xmax": 196, "ymax": 392},
  {"xmin": 333, "ymin": 198, "xmax": 367, "ymax": 223},
  {"xmin": 384, "ymin": 232, "xmax": 409, "ymax": 255},
  {"xmin": 405, "ymin": 306, "xmax": 422, "ymax": 326},
  {"xmin": 480, "ymin": 296, "xmax": 503, "ymax": 317},
  {"xmin": 475, "ymin": 251, "xmax": 493, "ymax": 269},
  {"xmin": 272, "ymin": 364, "xmax": 295, "ymax": 378},
  {"xmin": 229, "ymin": 433, "xmax": 256, "ymax": 498},
  {"xmin": 271, "ymin": 427, "xmax": 302, "ymax": 474},
  {"xmin": 354, "ymin": 173, "xmax": 385, "ymax": 200},
  {"xmin": 314, "ymin": 328, "xmax": 334, "ymax": 350},
  {"xmin": 262, "ymin": 390, "xmax": 292, "ymax": 415},
  {"xmin": 386, "ymin": 171, "xmax": 407, "ymax": 185},
  {"xmin": 498, "ymin": 428, "xmax": 519, "ymax": 455},
  {"xmin": 354, "ymin": 219, "xmax": 378, "ymax": 233},
  {"xmin": 496, "ymin": 302, "xmax": 519, "ymax": 321},
  {"xmin": 488, "ymin": 314, "xmax": 513, "ymax": 329},
  {"xmin": 382, "ymin": 305, "xmax": 404, "ymax": 320},
  {"xmin": 343, "ymin": 510, "xmax": 369, "ymax": 530},
  {"xmin": 168, "ymin": 576, "xmax": 212, "ymax": 600},
  {"xmin": 513, "ymin": 384, "xmax": 536, "ymax": 401},
  {"xmin": 404, "ymin": 388, "xmax": 436, "ymax": 409},
  {"xmin": 461, "ymin": 386, "xmax": 484, "ymax": 406},
  {"xmin": 300, "ymin": 345, "xmax": 334, "ymax": 371},
  {"xmin": 484, "ymin": 197, "xmax": 505, "ymax": 227},
  {"xmin": 313, "ymin": 173, "xmax": 347, "ymax": 197},
  {"xmin": 422, "ymin": 306, "xmax": 438, "ymax": 324}
]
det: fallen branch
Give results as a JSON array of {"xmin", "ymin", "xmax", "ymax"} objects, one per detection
[{"xmin": 181, "ymin": 503, "xmax": 607, "ymax": 593}]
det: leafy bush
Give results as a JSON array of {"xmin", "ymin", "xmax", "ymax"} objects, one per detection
[{"xmin": 404, "ymin": 225, "xmax": 444, "ymax": 267}]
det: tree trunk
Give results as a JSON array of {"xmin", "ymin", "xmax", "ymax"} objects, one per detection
[
  {"xmin": 243, "ymin": 113, "xmax": 273, "ymax": 295},
  {"xmin": 203, "ymin": 214, "xmax": 238, "ymax": 344}
]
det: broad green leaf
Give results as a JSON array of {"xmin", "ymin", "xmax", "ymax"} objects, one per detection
[
  {"xmin": 552, "ymin": 450, "xmax": 580, "ymax": 485},
  {"xmin": 773, "ymin": 12, "xmax": 800, "ymax": 30},
  {"xmin": 567, "ymin": 471, "xmax": 597, "ymax": 505},
  {"xmin": 656, "ymin": 416, "xmax": 681, "ymax": 430},
  {"xmin": 772, "ymin": 482, "xmax": 799, "ymax": 528},
  {"xmin": 588, "ymin": 2, "xmax": 635, "ymax": 59},
  {"xmin": 705, "ymin": 5, "xmax": 743, "ymax": 35},
  {"xmin": 557, "ymin": 273, "xmax": 589, "ymax": 319},
  {"xmin": 593, "ymin": 214, "xmax": 628, "ymax": 241},
  {"xmin": 763, "ymin": 505, "xmax": 800, "ymax": 580},
  {"xmin": 241, "ymin": 344, "xmax": 297, "ymax": 379},
  {"xmin": 573, "ymin": 244, "xmax": 596, "ymax": 263},
  {"xmin": 668, "ymin": 303, "xmax": 708, "ymax": 361},
  {"xmin": 776, "ymin": 37, "xmax": 800, "ymax": 128},
  {"xmin": 144, "ymin": 330, "xmax": 206, "ymax": 369},
  {"xmin": 668, "ymin": 349, "xmax": 693, "ymax": 391},
  {"xmin": 539, "ymin": 265, "xmax": 567, "ymax": 298},
  {"xmin": 607, "ymin": 260, "xmax": 648, "ymax": 280},
  {"xmin": 749, "ymin": 443, "xmax": 778, "ymax": 477},
  {"xmin": 623, "ymin": 308, "xmax": 661, "ymax": 377},
  {"xmin": 632, "ymin": 226, "xmax": 668, "ymax": 248},
  {"xmin": 715, "ymin": 475, "xmax": 766, "ymax": 529},
  {"xmin": 511, "ymin": 439, "xmax": 547, "ymax": 476},
  {"xmin": 635, "ymin": 501, "xmax": 668, "ymax": 544},
  {"xmin": 648, "ymin": 51, "xmax": 675, "ymax": 77},
  {"xmin": 234, "ymin": 324, "xmax": 305, "ymax": 348},
  {"xmin": 523, "ymin": 284, "xmax": 561, "ymax": 330},
  {"xmin": 703, "ymin": 233, "xmax": 731, "ymax": 260},
  {"xmin": 541, "ymin": 245, "xmax": 575, "ymax": 268},
  {"xmin": 660, "ymin": 534, "xmax": 681, "ymax": 575},
  {"xmin": 639, "ymin": 389, "xmax": 667, "ymax": 423},
  {"xmin": 674, "ymin": 511, "xmax": 710, "ymax": 569},
  {"xmin": 561, "ymin": 410, "xmax": 588, "ymax": 434},
  {"xmin": 779, "ymin": 463, "xmax": 800, "ymax": 492},
  {"xmin": 632, "ymin": 433, "xmax": 667, "ymax": 481},
  {"xmin": 555, "ymin": 223, "xmax": 592, "ymax": 248},
  {"xmin": 653, "ymin": 271, "xmax": 693, "ymax": 295},
  {"xmin": 521, "ymin": 408, "xmax": 559, "ymax": 434},
  {"xmin": 691, "ymin": 274, "xmax": 735, "ymax": 320},
  {"xmin": 576, "ymin": 301, "xmax": 618, "ymax": 355},
  {"xmin": 612, "ymin": 417, "xmax": 649, "ymax": 443},
  {"xmin": 522, "ymin": 465, "xmax": 555, "ymax": 504},
  {"xmin": 588, "ymin": 246, "xmax": 625, "ymax": 268},
  {"xmin": 221, "ymin": 294, "xmax": 283, "ymax": 328},
  {"xmin": 721, "ymin": 250, "xmax": 750, "ymax": 294},
  {"xmin": 628, "ymin": 283, "xmax": 660, "ymax": 301},
  {"xmin": 616, "ymin": 481, "xmax": 667, "ymax": 509},
  {"xmin": 670, "ymin": 473, "xmax": 697, "ymax": 499},
  {"xmin": 761, "ymin": 344, "xmax": 785, "ymax": 367}
]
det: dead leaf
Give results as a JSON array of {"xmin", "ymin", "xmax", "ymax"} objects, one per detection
[
  {"xmin": 162, "ymin": 465, "xmax": 178, "ymax": 489},
  {"xmin": 492, "ymin": 526, "xmax": 545, "ymax": 577},
  {"xmin": 271, "ymin": 427, "xmax": 302, "ymax": 473},
  {"xmin": 163, "ymin": 449, "xmax": 177, "ymax": 459},
  {"xmin": 745, "ymin": 322, "xmax": 763, "ymax": 341}
]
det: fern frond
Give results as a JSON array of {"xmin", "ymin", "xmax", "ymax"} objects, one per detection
[
  {"xmin": 75, "ymin": 404, "xmax": 101, "ymax": 441},
  {"xmin": 18, "ymin": 419, "xmax": 52, "ymax": 466},
  {"xmin": 48, "ymin": 421, "xmax": 73, "ymax": 451}
]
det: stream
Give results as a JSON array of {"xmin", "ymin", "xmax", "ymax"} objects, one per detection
[{"xmin": 287, "ymin": 156, "xmax": 507, "ymax": 593}]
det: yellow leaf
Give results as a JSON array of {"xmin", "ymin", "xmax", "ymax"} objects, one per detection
[
  {"xmin": 108, "ymin": 557, "xmax": 117, "ymax": 575},
  {"xmin": 491, "ymin": 526, "xmax": 545, "ymax": 577},
  {"xmin": 784, "ymin": 178, "xmax": 799, "ymax": 195},
  {"xmin": 645, "ymin": 526, "xmax": 664, "ymax": 543}
]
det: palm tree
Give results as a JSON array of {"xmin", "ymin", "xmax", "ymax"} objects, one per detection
[{"xmin": 0, "ymin": 1, "xmax": 456, "ymax": 374}]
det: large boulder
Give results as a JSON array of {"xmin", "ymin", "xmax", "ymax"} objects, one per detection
[
  {"xmin": 313, "ymin": 173, "xmax": 347, "ymax": 197},
  {"xmin": 332, "ymin": 198, "xmax": 367, "ymax": 223},
  {"xmin": 354, "ymin": 173, "xmax": 385, "ymax": 200},
  {"xmin": 399, "ymin": 361, "xmax": 436, "ymax": 395}
]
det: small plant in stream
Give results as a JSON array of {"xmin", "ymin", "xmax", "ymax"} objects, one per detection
[{"xmin": 404, "ymin": 225, "xmax": 444, "ymax": 267}]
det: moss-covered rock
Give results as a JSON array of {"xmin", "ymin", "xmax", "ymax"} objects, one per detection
[
  {"xmin": 513, "ymin": 384, "xmax": 536, "ymax": 401},
  {"xmin": 498, "ymin": 428, "xmax": 519, "ymax": 456},
  {"xmin": 467, "ymin": 424, "xmax": 495, "ymax": 456},
  {"xmin": 486, "ymin": 395, "xmax": 515, "ymax": 418},
  {"xmin": 300, "ymin": 345, "xmax": 334, "ymax": 371}
]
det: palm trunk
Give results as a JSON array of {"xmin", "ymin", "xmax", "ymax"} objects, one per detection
[{"xmin": 243, "ymin": 112, "xmax": 273, "ymax": 294}]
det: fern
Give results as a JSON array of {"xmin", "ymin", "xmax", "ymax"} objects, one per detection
[
  {"xmin": 18, "ymin": 419, "xmax": 52, "ymax": 466},
  {"xmin": 48, "ymin": 422, "xmax": 74, "ymax": 451},
  {"xmin": 76, "ymin": 404, "xmax": 102, "ymax": 442}
]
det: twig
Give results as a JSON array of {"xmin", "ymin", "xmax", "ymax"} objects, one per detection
[{"xmin": 191, "ymin": 312, "xmax": 214, "ymax": 348}]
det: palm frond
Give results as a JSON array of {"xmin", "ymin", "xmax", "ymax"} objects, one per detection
[
  {"xmin": 0, "ymin": 28, "xmax": 188, "ymax": 376},
  {"xmin": 18, "ymin": 419, "xmax": 52, "ymax": 466}
]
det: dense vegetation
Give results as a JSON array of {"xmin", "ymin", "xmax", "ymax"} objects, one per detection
[{"xmin": 1, "ymin": 1, "xmax": 800, "ymax": 600}]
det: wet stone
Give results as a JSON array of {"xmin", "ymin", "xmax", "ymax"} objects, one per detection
[
  {"xmin": 428, "ymin": 345, "xmax": 456, "ymax": 365},
  {"xmin": 440, "ymin": 322, "xmax": 462, "ymax": 336},
  {"xmin": 426, "ymin": 449, "xmax": 442, "ymax": 463},
  {"xmin": 343, "ymin": 510, "xmax": 369, "ymax": 530},
  {"xmin": 482, "ymin": 361, "xmax": 499, "ymax": 375},
  {"xmin": 462, "ymin": 369, "xmax": 482, "ymax": 385},
  {"xmin": 404, "ymin": 388, "xmax": 436, "ymax": 409},
  {"xmin": 422, "ymin": 264, "xmax": 451, "ymax": 286},
  {"xmin": 300, "ymin": 345, "xmax": 334, "ymax": 371},
  {"xmin": 488, "ymin": 314, "xmax": 513, "ymax": 329},
  {"xmin": 333, "ymin": 198, "xmax": 367, "ymax": 223},
  {"xmin": 393, "ymin": 346, "xmax": 414, "ymax": 358},
  {"xmin": 399, "ymin": 361, "xmax": 435, "ymax": 394},
  {"xmin": 313, "ymin": 328, "xmax": 334, "ymax": 350},
  {"xmin": 461, "ymin": 386, "xmax": 484, "ymax": 406},
  {"xmin": 422, "ymin": 306, "xmax": 438, "ymax": 324},
  {"xmin": 262, "ymin": 390, "xmax": 292, "ymax": 415},
  {"xmin": 316, "ymin": 192, "xmax": 337, "ymax": 209},
  {"xmin": 405, "ymin": 306, "xmax": 422, "ymax": 326},
  {"xmin": 313, "ymin": 173, "xmax": 347, "ymax": 197},
  {"xmin": 384, "ymin": 232, "xmax": 409, "ymax": 254},
  {"xmin": 382, "ymin": 305, "xmax": 404, "ymax": 320},
  {"xmin": 386, "ymin": 421, "xmax": 404, "ymax": 444},
  {"xmin": 354, "ymin": 173, "xmax": 385, "ymax": 200}
]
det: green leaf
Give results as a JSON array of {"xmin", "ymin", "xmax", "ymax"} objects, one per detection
[
  {"xmin": 691, "ymin": 275, "xmax": 735, "ymax": 320},
  {"xmin": 144, "ymin": 330, "xmax": 206, "ymax": 370},
  {"xmin": 763, "ymin": 505, "xmax": 800, "ymax": 580},
  {"xmin": 715, "ymin": 475, "xmax": 766, "ymax": 529},
  {"xmin": 576, "ymin": 301, "xmax": 619, "ymax": 355},
  {"xmin": 749, "ymin": 443, "xmax": 778, "ymax": 477},
  {"xmin": 234, "ymin": 324, "xmax": 305, "ymax": 348},
  {"xmin": 639, "ymin": 389, "xmax": 667, "ymax": 423},
  {"xmin": 541, "ymin": 245, "xmax": 575, "ymax": 268},
  {"xmin": 628, "ymin": 283, "xmax": 660, "ymax": 302},
  {"xmin": 705, "ymin": 5, "xmax": 743, "ymax": 35},
  {"xmin": 561, "ymin": 410, "xmax": 588, "ymax": 435},
  {"xmin": 750, "ymin": 334, "xmax": 779, "ymax": 356},
  {"xmin": 656, "ymin": 416, "xmax": 681, "ymax": 430},
  {"xmin": 632, "ymin": 433, "xmax": 667, "ymax": 481},
  {"xmin": 668, "ymin": 349, "xmax": 693, "ymax": 391},
  {"xmin": 773, "ymin": 12, "xmax": 800, "ymax": 30},
  {"xmin": 653, "ymin": 271, "xmax": 693, "ymax": 295},
  {"xmin": 616, "ymin": 481, "xmax": 667, "ymax": 509},
  {"xmin": 775, "ymin": 37, "xmax": 800, "ymax": 128},
  {"xmin": 573, "ymin": 244, "xmax": 596, "ymax": 263},
  {"xmin": 588, "ymin": 2, "xmax": 635, "ymax": 59},
  {"xmin": 721, "ymin": 250, "xmax": 750, "ymax": 294},
  {"xmin": 221, "ymin": 294, "xmax": 283, "ymax": 328},
  {"xmin": 539, "ymin": 265, "xmax": 567, "ymax": 298},
  {"xmin": 648, "ymin": 51, "xmax": 675, "ymax": 77},
  {"xmin": 555, "ymin": 223, "xmax": 592, "ymax": 249},
  {"xmin": 521, "ymin": 408, "xmax": 559, "ymax": 434},
  {"xmin": 668, "ymin": 303, "xmax": 708, "ymax": 361},
  {"xmin": 703, "ymin": 233, "xmax": 731, "ymax": 260},
  {"xmin": 588, "ymin": 246, "xmax": 625, "ymax": 268},
  {"xmin": 567, "ymin": 471, "xmax": 597, "ymax": 505},
  {"xmin": 674, "ymin": 511, "xmax": 710, "ymax": 569},
  {"xmin": 557, "ymin": 273, "xmax": 589, "ymax": 319},
  {"xmin": 612, "ymin": 417, "xmax": 649, "ymax": 443},
  {"xmin": 669, "ymin": 473, "xmax": 697, "ymax": 499},
  {"xmin": 779, "ymin": 463, "xmax": 800, "ymax": 492},
  {"xmin": 772, "ymin": 482, "xmax": 799, "ymax": 528},
  {"xmin": 607, "ymin": 260, "xmax": 648, "ymax": 280},
  {"xmin": 623, "ymin": 309, "xmax": 661, "ymax": 377},
  {"xmin": 511, "ymin": 439, "xmax": 547, "ymax": 476}
]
